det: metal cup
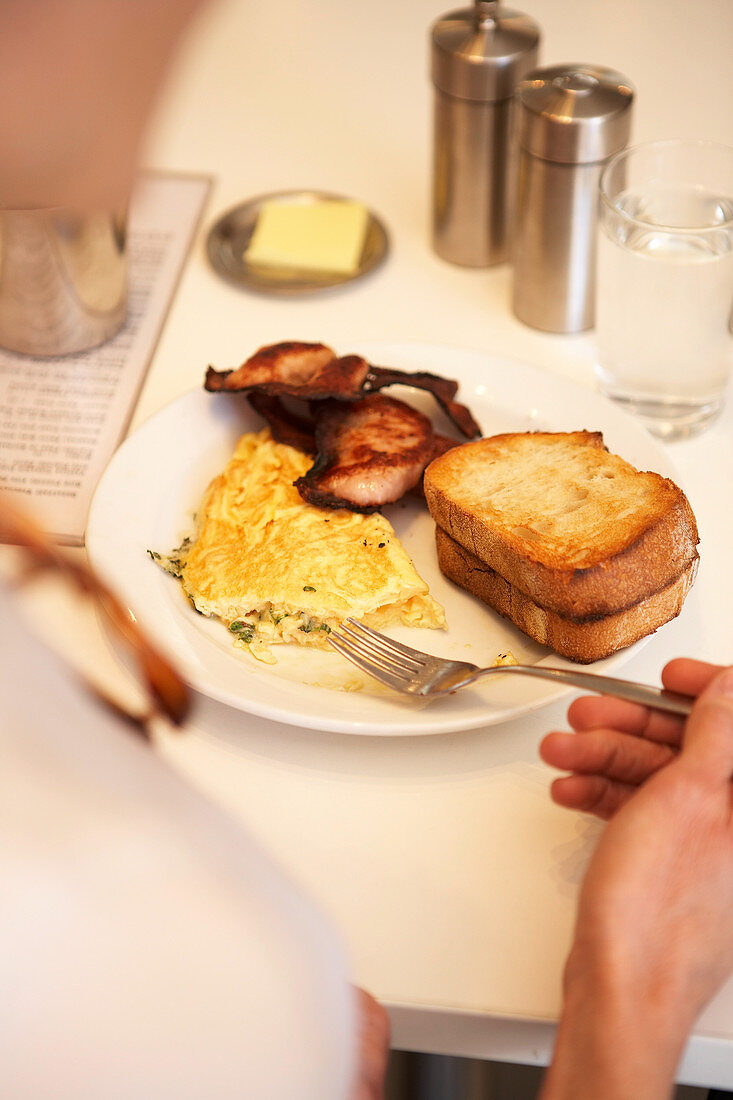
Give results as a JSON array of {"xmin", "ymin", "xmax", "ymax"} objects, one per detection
[{"xmin": 0, "ymin": 207, "xmax": 127, "ymax": 356}]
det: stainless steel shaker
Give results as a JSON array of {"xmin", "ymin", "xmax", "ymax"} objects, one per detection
[
  {"xmin": 431, "ymin": 0, "xmax": 540, "ymax": 267},
  {"xmin": 511, "ymin": 65, "xmax": 634, "ymax": 332}
]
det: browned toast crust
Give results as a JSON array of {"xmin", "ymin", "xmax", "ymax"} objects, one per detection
[
  {"xmin": 435, "ymin": 527, "xmax": 699, "ymax": 663},
  {"xmin": 424, "ymin": 431, "xmax": 699, "ymax": 619}
]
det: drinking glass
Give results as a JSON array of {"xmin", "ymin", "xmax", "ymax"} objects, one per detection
[{"xmin": 595, "ymin": 140, "xmax": 733, "ymax": 440}]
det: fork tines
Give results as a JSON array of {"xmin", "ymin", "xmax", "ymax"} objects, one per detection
[
  {"xmin": 340, "ymin": 619, "xmax": 427, "ymax": 665},
  {"xmin": 328, "ymin": 619, "xmax": 424, "ymax": 688}
]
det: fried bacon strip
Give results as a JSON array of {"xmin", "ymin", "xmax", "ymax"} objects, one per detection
[
  {"xmin": 410, "ymin": 433, "xmax": 461, "ymax": 498},
  {"xmin": 429, "ymin": 433, "xmax": 462, "ymax": 463},
  {"xmin": 206, "ymin": 342, "xmax": 371, "ymax": 400},
  {"xmin": 246, "ymin": 392, "xmax": 316, "ymax": 453},
  {"xmin": 294, "ymin": 395, "xmax": 436, "ymax": 512},
  {"xmin": 364, "ymin": 366, "xmax": 481, "ymax": 439},
  {"xmin": 205, "ymin": 341, "xmax": 481, "ymax": 438},
  {"xmin": 248, "ymin": 392, "xmax": 462, "ymax": 506}
]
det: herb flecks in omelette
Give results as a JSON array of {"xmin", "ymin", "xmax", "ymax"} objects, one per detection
[
  {"xmin": 154, "ymin": 429, "xmax": 445, "ymax": 663},
  {"xmin": 146, "ymin": 536, "xmax": 193, "ymax": 580}
]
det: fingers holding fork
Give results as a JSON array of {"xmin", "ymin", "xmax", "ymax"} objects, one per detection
[{"xmin": 540, "ymin": 658, "xmax": 725, "ymax": 820}]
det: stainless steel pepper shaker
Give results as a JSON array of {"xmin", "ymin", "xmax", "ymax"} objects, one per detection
[
  {"xmin": 430, "ymin": 0, "xmax": 541, "ymax": 267},
  {"xmin": 511, "ymin": 64, "xmax": 634, "ymax": 332}
]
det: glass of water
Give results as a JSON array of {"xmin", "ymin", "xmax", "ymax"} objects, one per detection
[{"xmin": 595, "ymin": 140, "xmax": 733, "ymax": 440}]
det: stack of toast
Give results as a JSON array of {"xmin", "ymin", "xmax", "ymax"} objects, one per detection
[{"xmin": 423, "ymin": 431, "xmax": 699, "ymax": 663}]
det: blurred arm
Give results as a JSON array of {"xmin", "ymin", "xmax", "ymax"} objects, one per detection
[{"xmin": 0, "ymin": 0, "xmax": 208, "ymax": 210}]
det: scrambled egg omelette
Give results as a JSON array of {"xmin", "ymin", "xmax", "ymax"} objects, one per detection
[{"xmin": 159, "ymin": 430, "xmax": 445, "ymax": 664}]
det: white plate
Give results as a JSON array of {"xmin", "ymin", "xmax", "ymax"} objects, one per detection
[{"xmin": 87, "ymin": 342, "xmax": 681, "ymax": 736}]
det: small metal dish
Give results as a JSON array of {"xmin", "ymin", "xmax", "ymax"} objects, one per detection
[{"xmin": 206, "ymin": 189, "xmax": 389, "ymax": 295}]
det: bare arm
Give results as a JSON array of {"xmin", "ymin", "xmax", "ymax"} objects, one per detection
[
  {"xmin": 0, "ymin": 0, "xmax": 207, "ymax": 210},
  {"xmin": 540, "ymin": 660, "xmax": 733, "ymax": 1100}
]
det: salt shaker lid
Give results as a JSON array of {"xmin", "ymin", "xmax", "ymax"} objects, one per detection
[
  {"xmin": 516, "ymin": 64, "xmax": 634, "ymax": 164},
  {"xmin": 431, "ymin": 0, "xmax": 541, "ymax": 103}
]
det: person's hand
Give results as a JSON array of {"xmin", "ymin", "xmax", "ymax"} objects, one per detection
[
  {"xmin": 539, "ymin": 659, "xmax": 733, "ymax": 1099},
  {"xmin": 541, "ymin": 658, "xmax": 722, "ymax": 819},
  {"xmin": 350, "ymin": 987, "xmax": 390, "ymax": 1100}
]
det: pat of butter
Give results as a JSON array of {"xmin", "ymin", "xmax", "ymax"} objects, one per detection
[{"xmin": 245, "ymin": 200, "xmax": 369, "ymax": 275}]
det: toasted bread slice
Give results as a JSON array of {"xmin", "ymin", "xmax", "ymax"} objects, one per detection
[
  {"xmin": 424, "ymin": 431, "xmax": 699, "ymax": 619},
  {"xmin": 436, "ymin": 527, "xmax": 698, "ymax": 663}
]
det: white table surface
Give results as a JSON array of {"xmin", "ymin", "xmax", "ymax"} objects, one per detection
[{"xmin": 82, "ymin": 0, "xmax": 733, "ymax": 1088}]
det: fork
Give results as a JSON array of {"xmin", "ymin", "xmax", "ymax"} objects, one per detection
[{"xmin": 329, "ymin": 619, "xmax": 694, "ymax": 716}]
